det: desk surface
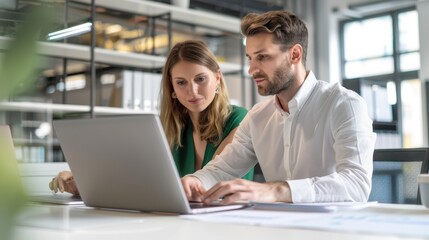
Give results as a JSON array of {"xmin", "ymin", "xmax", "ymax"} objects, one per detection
[{"xmin": 11, "ymin": 203, "xmax": 429, "ymax": 240}]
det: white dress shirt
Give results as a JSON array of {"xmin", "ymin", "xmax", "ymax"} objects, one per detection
[{"xmin": 192, "ymin": 71, "xmax": 376, "ymax": 203}]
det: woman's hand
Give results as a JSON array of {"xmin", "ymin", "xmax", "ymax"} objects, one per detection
[
  {"xmin": 48, "ymin": 171, "xmax": 79, "ymax": 196},
  {"xmin": 181, "ymin": 176, "xmax": 206, "ymax": 201}
]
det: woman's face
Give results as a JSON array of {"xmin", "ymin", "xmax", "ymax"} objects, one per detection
[{"xmin": 170, "ymin": 60, "xmax": 220, "ymax": 115}]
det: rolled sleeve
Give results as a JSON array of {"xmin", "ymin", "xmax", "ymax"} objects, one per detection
[{"xmin": 287, "ymin": 178, "xmax": 315, "ymax": 203}]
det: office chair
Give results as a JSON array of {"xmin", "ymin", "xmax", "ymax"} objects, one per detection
[{"xmin": 369, "ymin": 148, "xmax": 429, "ymax": 204}]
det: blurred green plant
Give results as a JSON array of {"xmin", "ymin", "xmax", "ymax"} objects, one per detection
[
  {"xmin": 0, "ymin": 7, "xmax": 51, "ymax": 98},
  {"xmin": 0, "ymin": 6, "xmax": 52, "ymax": 240}
]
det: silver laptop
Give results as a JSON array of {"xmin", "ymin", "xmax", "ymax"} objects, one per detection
[{"xmin": 52, "ymin": 114, "xmax": 248, "ymax": 214}]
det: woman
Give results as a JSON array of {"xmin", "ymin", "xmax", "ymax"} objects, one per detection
[
  {"xmin": 160, "ymin": 40, "xmax": 253, "ymax": 178},
  {"xmin": 49, "ymin": 40, "xmax": 253, "ymax": 195}
]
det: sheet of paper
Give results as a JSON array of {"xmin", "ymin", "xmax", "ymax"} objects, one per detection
[
  {"xmin": 251, "ymin": 201, "xmax": 378, "ymax": 212},
  {"xmin": 181, "ymin": 205, "xmax": 429, "ymax": 238},
  {"xmin": 182, "ymin": 209, "xmax": 325, "ymax": 226}
]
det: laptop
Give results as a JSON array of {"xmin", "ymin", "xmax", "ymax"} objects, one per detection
[
  {"xmin": 0, "ymin": 125, "xmax": 24, "ymax": 193},
  {"xmin": 0, "ymin": 124, "xmax": 81, "ymax": 205},
  {"xmin": 30, "ymin": 193, "xmax": 84, "ymax": 205},
  {"xmin": 52, "ymin": 114, "xmax": 248, "ymax": 214}
]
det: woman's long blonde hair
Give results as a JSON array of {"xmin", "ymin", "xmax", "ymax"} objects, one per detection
[{"xmin": 159, "ymin": 40, "xmax": 231, "ymax": 148}]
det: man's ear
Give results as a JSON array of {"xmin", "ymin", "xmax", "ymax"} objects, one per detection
[{"xmin": 289, "ymin": 44, "xmax": 303, "ymax": 64}]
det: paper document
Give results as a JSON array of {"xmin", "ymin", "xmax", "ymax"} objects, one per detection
[
  {"xmin": 181, "ymin": 204, "xmax": 429, "ymax": 238},
  {"xmin": 251, "ymin": 201, "xmax": 378, "ymax": 212}
]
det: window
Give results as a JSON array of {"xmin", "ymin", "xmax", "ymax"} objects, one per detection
[
  {"xmin": 398, "ymin": 11, "xmax": 420, "ymax": 71},
  {"xmin": 341, "ymin": 8, "xmax": 421, "ymax": 148},
  {"xmin": 343, "ymin": 15, "xmax": 393, "ymax": 79}
]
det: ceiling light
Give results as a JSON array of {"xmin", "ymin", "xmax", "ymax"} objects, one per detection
[{"xmin": 47, "ymin": 22, "xmax": 92, "ymax": 41}]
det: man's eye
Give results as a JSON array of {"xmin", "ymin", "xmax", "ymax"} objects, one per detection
[{"xmin": 257, "ymin": 55, "xmax": 266, "ymax": 61}]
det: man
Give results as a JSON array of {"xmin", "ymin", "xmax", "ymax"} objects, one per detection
[{"xmin": 181, "ymin": 10, "xmax": 376, "ymax": 204}]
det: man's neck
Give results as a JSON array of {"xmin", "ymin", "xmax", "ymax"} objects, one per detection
[{"xmin": 276, "ymin": 69, "xmax": 308, "ymax": 113}]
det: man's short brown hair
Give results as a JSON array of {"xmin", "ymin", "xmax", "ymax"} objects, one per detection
[{"xmin": 241, "ymin": 10, "xmax": 308, "ymax": 66}]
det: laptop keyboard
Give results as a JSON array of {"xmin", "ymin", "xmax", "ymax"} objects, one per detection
[
  {"xmin": 189, "ymin": 201, "xmax": 221, "ymax": 209},
  {"xmin": 30, "ymin": 194, "xmax": 84, "ymax": 205}
]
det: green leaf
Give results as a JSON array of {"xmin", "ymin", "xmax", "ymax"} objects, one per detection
[
  {"xmin": 0, "ymin": 6, "xmax": 52, "ymax": 98},
  {"xmin": 0, "ymin": 6, "xmax": 52, "ymax": 240}
]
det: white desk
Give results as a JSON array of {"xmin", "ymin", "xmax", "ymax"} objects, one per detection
[{"xmin": 11, "ymin": 203, "xmax": 429, "ymax": 240}]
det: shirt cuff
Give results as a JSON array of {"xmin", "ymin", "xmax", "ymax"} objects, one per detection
[
  {"xmin": 287, "ymin": 178, "xmax": 315, "ymax": 203},
  {"xmin": 189, "ymin": 171, "xmax": 218, "ymax": 190}
]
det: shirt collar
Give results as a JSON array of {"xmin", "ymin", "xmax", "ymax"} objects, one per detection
[{"xmin": 273, "ymin": 71, "xmax": 318, "ymax": 115}]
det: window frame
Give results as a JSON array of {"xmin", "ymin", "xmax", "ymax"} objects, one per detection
[{"xmin": 339, "ymin": 7, "xmax": 419, "ymax": 134}]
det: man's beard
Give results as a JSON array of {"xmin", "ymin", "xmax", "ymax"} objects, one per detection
[{"xmin": 257, "ymin": 63, "xmax": 295, "ymax": 96}]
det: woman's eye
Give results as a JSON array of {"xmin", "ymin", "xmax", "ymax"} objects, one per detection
[
  {"xmin": 176, "ymin": 80, "xmax": 185, "ymax": 86},
  {"xmin": 196, "ymin": 76, "xmax": 206, "ymax": 82}
]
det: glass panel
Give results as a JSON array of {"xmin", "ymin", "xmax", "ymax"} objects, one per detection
[
  {"xmin": 401, "ymin": 79, "xmax": 423, "ymax": 147},
  {"xmin": 400, "ymin": 52, "xmax": 420, "ymax": 72},
  {"xmin": 344, "ymin": 15, "xmax": 393, "ymax": 61},
  {"xmin": 360, "ymin": 82, "xmax": 394, "ymax": 122},
  {"xmin": 345, "ymin": 57, "xmax": 394, "ymax": 79},
  {"xmin": 398, "ymin": 10, "xmax": 419, "ymax": 52}
]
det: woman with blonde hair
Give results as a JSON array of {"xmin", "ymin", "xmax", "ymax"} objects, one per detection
[
  {"xmin": 49, "ymin": 40, "xmax": 252, "ymax": 195},
  {"xmin": 160, "ymin": 40, "xmax": 253, "ymax": 178}
]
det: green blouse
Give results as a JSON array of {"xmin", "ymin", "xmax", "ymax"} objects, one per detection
[{"xmin": 172, "ymin": 105, "xmax": 254, "ymax": 180}]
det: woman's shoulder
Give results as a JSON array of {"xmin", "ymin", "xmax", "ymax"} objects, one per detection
[
  {"xmin": 223, "ymin": 105, "xmax": 248, "ymax": 129},
  {"xmin": 215, "ymin": 105, "xmax": 247, "ymax": 139},
  {"xmin": 229, "ymin": 105, "xmax": 248, "ymax": 118},
  {"xmin": 230, "ymin": 104, "xmax": 248, "ymax": 113}
]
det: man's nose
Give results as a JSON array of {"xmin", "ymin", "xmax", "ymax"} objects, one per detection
[{"xmin": 248, "ymin": 60, "xmax": 259, "ymax": 76}]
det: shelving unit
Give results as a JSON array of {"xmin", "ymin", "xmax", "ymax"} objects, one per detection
[
  {"xmin": 0, "ymin": 101, "xmax": 155, "ymax": 115},
  {"xmin": 72, "ymin": 0, "xmax": 241, "ymax": 33},
  {"xmin": 0, "ymin": 36, "xmax": 242, "ymax": 73},
  {"xmin": 0, "ymin": 0, "xmax": 246, "ymax": 115},
  {"xmin": 0, "ymin": 0, "xmax": 246, "ymax": 164}
]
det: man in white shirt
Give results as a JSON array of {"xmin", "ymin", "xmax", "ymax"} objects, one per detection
[{"xmin": 181, "ymin": 10, "xmax": 376, "ymax": 203}]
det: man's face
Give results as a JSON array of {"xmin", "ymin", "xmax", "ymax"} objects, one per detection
[{"xmin": 246, "ymin": 33, "xmax": 295, "ymax": 96}]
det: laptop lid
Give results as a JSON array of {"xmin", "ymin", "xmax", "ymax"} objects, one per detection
[
  {"xmin": 0, "ymin": 125, "xmax": 15, "ymax": 163},
  {"xmin": 53, "ymin": 114, "xmax": 246, "ymax": 214},
  {"xmin": 0, "ymin": 125, "xmax": 27, "ymax": 202}
]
